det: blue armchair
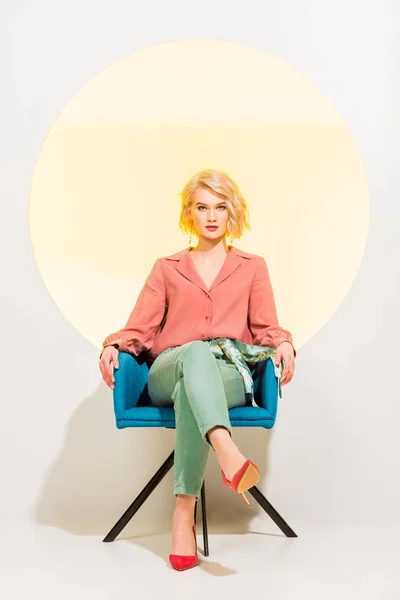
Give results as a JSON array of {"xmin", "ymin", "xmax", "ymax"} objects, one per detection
[{"xmin": 103, "ymin": 351, "xmax": 297, "ymax": 552}]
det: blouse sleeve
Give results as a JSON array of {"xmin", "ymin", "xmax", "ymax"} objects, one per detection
[
  {"xmin": 100, "ymin": 258, "xmax": 167, "ymax": 359},
  {"xmin": 248, "ymin": 256, "xmax": 297, "ymax": 357}
]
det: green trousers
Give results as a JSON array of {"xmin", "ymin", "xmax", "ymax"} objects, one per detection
[{"xmin": 147, "ymin": 340, "xmax": 248, "ymax": 499}]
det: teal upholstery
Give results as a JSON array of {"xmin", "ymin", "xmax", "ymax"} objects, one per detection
[{"xmin": 112, "ymin": 351, "xmax": 280, "ymax": 430}]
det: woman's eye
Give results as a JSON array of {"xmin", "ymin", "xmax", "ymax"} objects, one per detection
[{"xmin": 198, "ymin": 206, "xmax": 226, "ymax": 210}]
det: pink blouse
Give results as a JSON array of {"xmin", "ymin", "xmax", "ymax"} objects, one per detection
[{"xmin": 101, "ymin": 246, "xmax": 296, "ymax": 363}]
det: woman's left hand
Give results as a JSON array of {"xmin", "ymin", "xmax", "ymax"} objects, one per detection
[{"xmin": 275, "ymin": 341, "xmax": 295, "ymax": 386}]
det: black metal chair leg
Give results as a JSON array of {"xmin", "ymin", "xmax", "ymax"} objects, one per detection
[
  {"xmin": 103, "ymin": 450, "xmax": 175, "ymax": 542},
  {"xmin": 200, "ymin": 481, "xmax": 209, "ymax": 556},
  {"xmin": 249, "ymin": 485, "xmax": 298, "ymax": 537},
  {"xmin": 103, "ymin": 446, "xmax": 296, "ymax": 551}
]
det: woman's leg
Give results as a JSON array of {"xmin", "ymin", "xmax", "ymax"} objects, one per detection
[
  {"xmin": 148, "ymin": 340, "xmax": 247, "ymax": 498},
  {"xmin": 148, "ymin": 340, "xmax": 248, "ymax": 555}
]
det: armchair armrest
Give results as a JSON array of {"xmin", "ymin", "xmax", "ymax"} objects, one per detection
[
  {"xmin": 112, "ymin": 351, "xmax": 150, "ymax": 418},
  {"xmin": 253, "ymin": 357, "xmax": 280, "ymax": 417}
]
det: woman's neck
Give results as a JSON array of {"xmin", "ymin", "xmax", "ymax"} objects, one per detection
[{"xmin": 189, "ymin": 239, "xmax": 231, "ymax": 258}]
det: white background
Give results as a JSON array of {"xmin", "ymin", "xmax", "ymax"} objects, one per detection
[{"xmin": 1, "ymin": 0, "xmax": 399, "ymax": 596}]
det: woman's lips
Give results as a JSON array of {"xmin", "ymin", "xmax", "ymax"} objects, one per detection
[{"xmin": 206, "ymin": 226, "xmax": 218, "ymax": 230}]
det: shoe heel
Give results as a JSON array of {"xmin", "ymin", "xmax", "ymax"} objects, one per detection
[
  {"xmin": 240, "ymin": 491, "xmax": 251, "ymax": 506},
  {"xmin": 221, "ymin": 459, "xmax": 260, "ymax": 507}
]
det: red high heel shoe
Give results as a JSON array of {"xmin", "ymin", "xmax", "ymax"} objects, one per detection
[
  {"xmin": 169, "ymin": 523, "xmax": 199, "ymax": 571},
  {"xmin": 221, "ymin": 459, "xmax": 260, "ymax": 506}
]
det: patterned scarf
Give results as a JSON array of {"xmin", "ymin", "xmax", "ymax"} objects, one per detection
[{"xmin": 203, "ymin": 338, "xmax": 283, "ymax": 408}]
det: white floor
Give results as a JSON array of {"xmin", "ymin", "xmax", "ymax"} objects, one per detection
[{"xmin": 1, "ymin": 514, "xmax": 399, "ymax": 600}]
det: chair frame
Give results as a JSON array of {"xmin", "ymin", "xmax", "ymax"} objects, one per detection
[{"xmin": 103, "ymin": 449, "xmax": 297, "ymax": 553}]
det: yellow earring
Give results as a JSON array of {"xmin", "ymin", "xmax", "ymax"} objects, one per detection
[{"xmin": 227, "ymin": 225, "xmax": 234, "ymax": 246}]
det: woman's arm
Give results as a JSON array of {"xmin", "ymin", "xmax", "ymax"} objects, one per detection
[
  {"xmin": 100, "ymin": 258, "xmax": 167, "ymax": 359},
  {"xmin": 248, "ymin": 256, "xmax": 296, "ymax": 357}
]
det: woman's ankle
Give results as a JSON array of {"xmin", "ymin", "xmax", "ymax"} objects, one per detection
[
  {"xmin": 207, "ymin": 425, "xmax": 233, "ymax": 453},
  {"xmin": 206, "ymin": 428, "xmax": 247, "ymax": 480},
  {"xmin": 207, "ymin": 427, "xmax": 244, "ymax": 460},
  {"xmin": 174, "ymin": 495, "xmax": 196, "ymax": 520}
]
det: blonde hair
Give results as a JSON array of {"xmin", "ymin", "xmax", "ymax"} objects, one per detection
[{"xmin": 178, "ymin": 169, "xmax": 251, "ymax": 242}]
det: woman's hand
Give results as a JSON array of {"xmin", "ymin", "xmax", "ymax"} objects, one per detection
[
  {"xmin": 99, "ymin": 346, "xmax": 119, "ymax": 390},
  {"xmin": 275, "ymin": 341, "xmax": 295, "ymax": 386}
]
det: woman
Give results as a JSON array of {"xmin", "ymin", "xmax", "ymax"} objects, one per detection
[{"xmin": 99, "ymin": 169, "xmax": 296, "ymax": 570}]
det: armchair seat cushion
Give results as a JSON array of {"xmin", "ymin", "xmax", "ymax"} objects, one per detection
[{"xmin": 116, "ymin": 405, "xmax": 275, "ymax": 429}]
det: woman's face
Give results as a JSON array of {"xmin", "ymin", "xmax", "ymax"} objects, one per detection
[{"xmin": 189, "ymin": 187, "xmax": 230, "ymax": 241}]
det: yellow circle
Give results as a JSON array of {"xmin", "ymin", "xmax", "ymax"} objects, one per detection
[{"xmin": 29, "ymin": 39, "xmax": 369, "ymax": 352}]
